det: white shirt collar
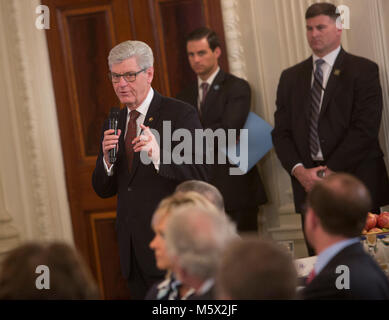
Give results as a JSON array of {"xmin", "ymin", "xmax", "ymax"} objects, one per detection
[
  {"xmin": 127, "ymin": 87, "xmax": 154, "ymax": 117},
  {"xmin": 197, "ymin": 66, "xmax": 220, "ymax": 88},
  {"xmin": 313, "ymin": 46, "xmax": 341, "ymax": 68}
]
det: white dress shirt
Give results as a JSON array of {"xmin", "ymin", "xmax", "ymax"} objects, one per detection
[{"xmin": 291, "ymin": 46, "xmax": 341, "ymax": 174}]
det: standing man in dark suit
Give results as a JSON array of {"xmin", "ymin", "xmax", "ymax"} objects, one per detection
[
  {"xmin": 272, "ymin": 2, "xmax": 389, "ymax": 255},
  {"xmin": 177, "ymin": 27, "xmax": 267, "ymax": 232},
  {"xmin": 302, "ymin": 173, "xmax": 389, "ymax": 300},
  {"xmin": 92, "ymin": 40, "xmax": 208, "ymax": 299}
]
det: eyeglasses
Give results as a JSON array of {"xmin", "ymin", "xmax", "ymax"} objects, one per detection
[{"xmin": 109, "ymin": 68, "xmax": 146, "ymax": 83}]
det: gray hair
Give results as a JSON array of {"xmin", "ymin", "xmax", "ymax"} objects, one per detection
[
  {"xmin": 175, "ymin": 180, "xmax": 225, "ymax": 212},
  {"xmin": 108, "ymin": 40, "xmax": 154, "ymax": 70},
  {"xmin": 165, "ymin": 204, "xmax": 237, "ymax": 280}
]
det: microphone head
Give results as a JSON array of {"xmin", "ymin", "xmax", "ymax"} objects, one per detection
[{"xmin": 109, "ymin": 107, "xmax": 120, "ymax": 119}]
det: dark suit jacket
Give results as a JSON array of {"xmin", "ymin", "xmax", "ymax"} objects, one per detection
[
  {"xmin": 177, "ymin": 69, "xmax": 267, "ymax": 212},
  {"xmin": 272, "ymin": 48, "xmax": 389, "ymax": 213},
  {"xmin": 302, "ymin": 243, "xmax": 389, "ymax": 299},
  {"xmin": 92, "ymin": 91, "xmax": 208, "ymax": 281}
]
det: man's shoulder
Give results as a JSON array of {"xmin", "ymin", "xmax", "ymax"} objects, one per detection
[
  {"xmin": 159, "ymin": 93, "xmax": 197, "ymax": 114},
  {"xmin": 176, "ymin": 82, "xmax": 197, "ymax": 100},
  {"xmin": 216, "ymin": 70, "xmax": 250, "ymax": 93},
  {"xmin": 342, "ymin": 51, "xmax": 379, "ymax": 71},
  {"xmin": 281, "ymin": 57, "xmax": 312, "ymax": 77}
]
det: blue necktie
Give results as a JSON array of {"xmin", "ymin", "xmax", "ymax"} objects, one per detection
[{"xmin": 309, "ymin": 59, "xmax": 325, "ymax": 157}]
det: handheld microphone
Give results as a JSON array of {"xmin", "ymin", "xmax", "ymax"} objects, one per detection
[{"xmin": 108, "ymin": 107, "xmax": 120, "ymax": 164}]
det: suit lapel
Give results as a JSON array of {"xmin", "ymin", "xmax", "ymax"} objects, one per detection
[
  {"xmin": 128, "ymin": 90, "xmax": 162, "ymax": 182},
  {"xmin": 319, "ymin": 48, "xmax": 345, "ymax": 117},
  {"xmin": 201, "ymin": 69, "xmax": 225, "ymax": 117},
  {"xmin": 302, "ymin": 58, "xmax": 314, "ymax": 122}
]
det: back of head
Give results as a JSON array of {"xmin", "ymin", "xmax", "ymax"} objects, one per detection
[
  {"xmin": 151, "ymin": 191, "xmax": 221, "ymax": 228},
  {"xmin": 305, "ymin": 2, "xmax": 340, "ymax": 21},
  {"xmin": 0, "ymin": 242, "xmax": 99, "ymax": 300},
  {"xmin": 186, "ymin": 27, "xmax": 220, "ymax": 51},
  {"xmin": 175, "ymin": 180, "xmax": 225, "ymax": 211},
  {"xmin": 108, "ymin": 40, "xmax": 154, "ymax": 70},
  {"xmin": 307, "ymin": 173, "xmax": 372, "ymax": 238},
  {"xmin": 216, "ymin": 237, "xmax": 297, "ymax": 300},
  {"xmin": 166, "ymin": 204, "xmax": 237, "ymax": 281}
]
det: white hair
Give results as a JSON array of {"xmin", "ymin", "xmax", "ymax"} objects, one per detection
[
  {"xmin": 108, "ymin": 40, "xmax": 154, "ymax": 70},
  {"xmin": 165, "ymin": 205, "xmax": 237, "ymax": 280}
]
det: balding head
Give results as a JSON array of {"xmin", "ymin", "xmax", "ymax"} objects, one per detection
[{"xmin": 307, "ymin": 173, "xmax": 372, "ymax": 237}]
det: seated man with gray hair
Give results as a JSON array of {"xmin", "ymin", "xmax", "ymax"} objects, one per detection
[
  {"xmin": 165, "ymin": 200, "xmax": 237, "ymax": 299},
  {"xmin": 175, "ymin": 180, "xmax": 224, "ymax": 211}
]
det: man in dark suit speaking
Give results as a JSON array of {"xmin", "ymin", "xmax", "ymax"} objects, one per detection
[
  {"xmin": 272, "ymin": 2, "xmax": 389, "ymax": 254},
  {"xmin": 302, "ymin": 173, "xmax": 389, "ymax": 300},
  {"xmin": 92, "ymin": 40, "xmax": 208, "ymax": 299},
  {"xmin": 177, "ymin": 27, "xmax": 267, "ymax": 232}
]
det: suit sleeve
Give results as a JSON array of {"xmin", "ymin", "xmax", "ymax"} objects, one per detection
[
  {"xmin": 326, "ymin": 62, "xmax": 383, "ymax": 171},
  {"xmin": 158, "ymin": 106, "xmax": 209, "ymax": 182},
  {"xmin": 91, "ymin": 120, "xmax": 118, "ymax": 198},
  {"xmin": 272, "ymin": 71, "xmax": 304, "ymax": 173}
]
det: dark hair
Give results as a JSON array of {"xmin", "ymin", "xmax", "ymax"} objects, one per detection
[
  {"xmin": 0, "ymin": 242, "xmax": 100, "ymax": 300},
  {"xmin": 305, "ymin": 2, "xmax": 340, "ymax": 21},
  {"xmin": 307, "ymin": 173, "xmax": 372, "ymax": 238},
  {"xmin": 186, "ymin": 27, "xmax": 221, "ymax": 51},
  {"xmin": 216, "ymin": 237, "xmax": 297, "ymax": 300},
  {"xmin": 175, "ymin": 180, "xmax": 225, "ymax": 211}
]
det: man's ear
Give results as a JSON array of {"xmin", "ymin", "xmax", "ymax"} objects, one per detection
[
  {"xmin": 146, "ymin": 66, "xmax": 154, "ymax": 84},
  {"xmin": 306, "ymin": 207, "xmax": 319, "ymax": 230},
  {"xmin": 214, "ymin": 46, "xmax": 221, "ymax": 59}
]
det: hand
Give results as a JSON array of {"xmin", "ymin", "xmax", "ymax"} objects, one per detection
[
  {"xmin": 325, "ymin": 167, "xmax": 335, "ymax": 176},
  {"xmin": 293, "ymin": 165, "xmax": 327, "ymax": 192},
  {"xmin": 102, "ymin": 129, "xmax": 121, "ymax": 165},
  {"xmin": 132, "ymin": 124, "xmax": 160, "ymax": 165}
]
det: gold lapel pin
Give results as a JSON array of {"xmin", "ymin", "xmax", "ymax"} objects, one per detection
[
  {"xmin": 334, "ymin": 69, "xmax": 341, "ymax": 76},
  {"xmin": 148, "ymin": 117, "xmax": 154, "ymax": 122}
]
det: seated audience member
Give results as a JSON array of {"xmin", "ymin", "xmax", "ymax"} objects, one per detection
[
  {"xmin": 216, "ymin": 236, "xmax": 298, "ymax": 299},
  {"xmin": 302, "ymin": 173, "xmax": 389, "ymax": 300},
  {"xmin": 175, "ymin": 180, "xmax": 225, "ymax": 211},
  {"xmin": 165, "ymin": 200, "xmax": 237, "ymax": 300},
  {"xmin": 0, "ymin": 241, "xmax": 99, "ymax": 299},
  {"xmin": 147, "ymin": 191, "xmax": 221, "ymax": 300}
]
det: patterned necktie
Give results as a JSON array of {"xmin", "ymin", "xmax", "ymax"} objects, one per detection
[
  {"xmin": 124, "ymin": 110, "xmax": 140, "ymax": 172},
  {"xmin": 309, "ymin": 59, "xmax": 325, "ymax": 157},
  {"xmin": 200, "ymin": 82, "xmax": 209, "ymax": 112}
]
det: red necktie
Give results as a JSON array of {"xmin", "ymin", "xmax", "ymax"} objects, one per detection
[
  {"xmin": 200, "ymin": 82, "xmax": 209, "ymax": 113},
  {"xmin": 124, "ymin": 110, "xmax": 140, "ymax": 172},
  {"xmin": 306, "ymin": 268, "xmax": 316, "ymax": 285}
]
